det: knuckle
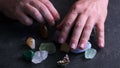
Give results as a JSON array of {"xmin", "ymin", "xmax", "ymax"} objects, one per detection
[
  {"xmin": 80, "ymin": 38, "xmax": 87, "ymax": 43},
  {"xmin": 84, "ymin": 24, "xmax": 92, "ymax": 30},
  {"xmin": 72, "ymin": 2, "xmax": 81, "ymax": 11},
  {"xmin": 65, "ymin": 21, "xmax": 72, "ymax": 27},
  {"xmin": 75, "ymin": 23, "xmax": 83, "ymax": 29},
  {"xmin": 32, "ymin": 10, "xmax": 38, "ymax": 16},
  {"xmin": 71, "ymin": 37, "xmax": 78, "ymax": 43}
]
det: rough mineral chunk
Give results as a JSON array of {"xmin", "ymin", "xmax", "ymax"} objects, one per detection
[
  {"xmin": 32, "ymin": 51, "xmax": 48, "ymax": 64},
  {"xmin": 71, "ymin": 42, "xmax": 92, "ymax": 53},
  {"xmin": 57, "ymin": 54, "xmax": 70, "ymax": 66},
  {"xmin": 40, "ymin": 24, "xmax": 48, "ymax": 39},
  {"xmin": 60, "ymin": 43, "xmax": 70, "ymax": 53},
  {"xmin": 26, "ymin": 37, "xmax": 35, "ymax": 49},
  {"xmin": 39, "ymin": 43, "xmax": 56, "ymax": 54},
  {"xmin": 23, "ymin": 50, "xmax": 34, "ymax": 61},
  {"xmin": 85, "ymin": 48, "xmax": 97, "ymax": 59}
]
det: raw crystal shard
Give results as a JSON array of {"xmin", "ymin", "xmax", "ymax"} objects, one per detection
[
  {"xmin": 39, "ymin": 43, "xmax": 56, "ymax": 54},
  {"xmin": 26, "ymin": 37, "xmax": 35, "ymax": 49},
  {"xmin": 40, "ymin": 24, "xmax": 48, "ymax": 39},
  {"xmin": 57, "ymin": 54, "xmax": 70, "ymax": 66},
  {"xmin": 71, "ymin": 42, "xmax": 91, "ymax": 53},
  {"xmin": 85, "ymin": 48, "xmax": 97, "ymax": 59},
  {"xmin": 60, "ymin": 43, "xmax": 70, "ymax": 53},
  {"xmin": 32, "ymin": 51, "xmax": 48, "ymax": 64},
  {"xmin": 23, "ymin": 50, "xmax": 34, "ymax": 61}
]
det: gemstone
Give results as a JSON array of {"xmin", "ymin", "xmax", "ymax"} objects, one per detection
[
  {"xmin": 39, "ymin": 43, "xmax": 56, "ymax": 54},
  {"xmin": 85, "ymin": 48, "xmax": 97, "ymax": 59},
  {"xmin": 60, "ymin": 43, "xmax": 70, "ymax": 53},
  {"xmin": 71, "ymin": 42, "xmax": 92, "ymax": 53},
  {"xmin": 40, "ymin": 24, "xmax": 48, "ymax": 39},
  {"xmin": 32, "ymin": 51, "xmax": 48, "ymax": 64},
  {"xmin": 23, "ymin": 50, "xmax": 34, "ymax": 61},
  {"xmin": 57, "ymin": 54, "xmax": 70, "ymax": 66},
  {"xmin": 26, "ymin": 37, "xmax": 35, "ymax": 49}
]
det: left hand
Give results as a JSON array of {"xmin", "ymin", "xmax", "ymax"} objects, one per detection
[{"xmin": 57, "ymin": 0, "xmax": 108, "ymax": 49}]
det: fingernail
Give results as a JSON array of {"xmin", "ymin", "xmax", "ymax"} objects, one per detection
[
  {"xmin": 99, "ymin": 43, "xmax": 104, "ymax": 48},
  {"xmin": 58, "ymin": 37, "xmax": 64, "ymax": 43},
  {"xmin": 80, "ymin": 43, "xmax": 85, "ymax": 49},
  {"xmin": 51, "ymin": 21, "xmax": 55, "ymax": 26},
  {"xmin": 57, "ymin": 15, "xmax": 60, "ymax": 20},
  {"xmin": 71, "ymin": 43, "xmax": 76, "ymax": 49}
]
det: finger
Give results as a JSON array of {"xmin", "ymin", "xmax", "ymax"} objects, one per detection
[
  {"xmin": 15, "ymin": 9, "xmax": 33, "ymax": 25},
  {"xmin": 70, "ymin": 14, "xmax": 88, "ymax": 49},
  {"xmin": 78, "ymin": 17, "xmax": 95, "ymax": 49},
  {"xmin": 96, "ymin": 21, "xmax": 105, "ymax": 48},
  {"xmin": 41, "ymin": 0, "xmax": 60, "ymax": 20},
  {"xmin": 30, "ymin": 1, "xmax": 55, "ymax": 25},
  {"xmin": 23, "ymin": 3, "xmax": 44, "ymax": 23},
  {"xmin": 58, "ymin": 10, "xmax": 78, "ymax": 44}
]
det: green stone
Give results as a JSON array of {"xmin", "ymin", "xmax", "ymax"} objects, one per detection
[
  {"xmin": 23, "ymin": 50, "xmax": 34, "ymax": 61},
  {"xmin": 39, "ymin": 43, "xmax": 56, "ymax": 54},
  {"xmin": 85, "ymin": 48, "xmax": 97, "ymax": 59}
]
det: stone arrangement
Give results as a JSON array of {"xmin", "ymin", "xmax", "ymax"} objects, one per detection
[{"xmin": 23, "ymin": 24, "xmax": 97, "ymax": 66}]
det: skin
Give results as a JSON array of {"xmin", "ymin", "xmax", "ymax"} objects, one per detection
[
  {"xmin": 0, "ymin": 0, "xmax": 109, "ymax": 49},
  {"xmin": 57, "ymin": 0, "xmax": 109, "ymax": 49},
  {"xmin": 0, "ymin": 0, "xmax": 60, "ymax": 25}
]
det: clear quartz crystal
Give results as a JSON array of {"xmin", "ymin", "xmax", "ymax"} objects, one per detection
[{"xmin": 32, "ymin": 51, "xmax": 48, "ymax": 64}]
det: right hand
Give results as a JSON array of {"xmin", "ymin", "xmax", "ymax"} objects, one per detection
[{"xmin": 0, "ymin": 0, "xmax": 60, "ymax": 25}]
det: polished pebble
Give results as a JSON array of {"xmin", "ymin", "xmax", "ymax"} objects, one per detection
[
  {"xmin": 32, "ymin": 51, "xmax": 48, "ymax": 64},
  {"xmin": 85, "ymin": 48, "xmax": 97, "ymax": 59},
  {"xmin": 23, "ymin": 50, "xmax": 34, "ymax": 61},
  {"xmin": 60, "ymin": 43, "xmax": 70, "ymax": 53},
  {"xmin": 39, "ymin": 43, "xmax": 56, "ymax": 54},
  {"xmin": 40, "ymin": 24, "xmax": 48, "ymax": 39},
  {"xmin": 71, "ymin": 42, "xmax": 92, "ymax": 53},
  {"xmin": 26, "ymin": 37, "xmax": 35, "ymax": 49}
]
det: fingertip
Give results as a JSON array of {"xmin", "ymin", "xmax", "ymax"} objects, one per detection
[
  {"xmin": 55, "ymin": 13, "xmax": 60, "ymax": 21},
  {"xmin": 98, "ymin": 43, "xmax": 105, "ymax": 48},
  {"xmin": 21, "ymin": 19, "xmax": 33, "ymax": 26},
  {"xmin": 79, "ymin": 43, "xmax": 85, "ymax": 50},
  {"xmin": 58, "ymin": 37, "xmax": 64, "ymax": 44},
  {"xmin": 70, "ymin": 43, "xmax": 77, "ymax": 50}
]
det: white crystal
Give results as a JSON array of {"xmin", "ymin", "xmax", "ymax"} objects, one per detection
[
  {"xmin": 32, "ymin": 51, "xmax": 48, "ymax": 64},
  {"xmin": 85, "ymin": 48, "xmax": 97, "ymax": 59}
]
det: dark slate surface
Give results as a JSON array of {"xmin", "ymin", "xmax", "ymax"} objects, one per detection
[{"xmin": 0, "ymin": 0, "xmax": 120, "ymax": 68}]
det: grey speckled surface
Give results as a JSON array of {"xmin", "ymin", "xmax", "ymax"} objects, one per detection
[{"xmin": 0, "ymin": 0, "xmax": 120, "ymax": 68}]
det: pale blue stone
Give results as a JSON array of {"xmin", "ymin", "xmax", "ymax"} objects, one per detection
[
  {"xmin": 32, "ymin": 51, "xmax": 48, "ymax": 64},
  {"xmin": 85, "ymin": 48, "xmax": 97, "ymax": 59},
  {"xmin": 71, "ymin": 42, "xmax": 92, "ymax": 53}
]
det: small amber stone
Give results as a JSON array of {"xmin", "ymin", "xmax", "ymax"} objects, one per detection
[
  {"xmin": 40, "ymin": 24, "xmax": 48, "ymax": 39},
  {"xmin": 60, "ymin": 43, "xmax": 70, "ymax": 53},
  {"xmin": 26, "ymin": 37, "xmax": 35, "ymax": 49}
]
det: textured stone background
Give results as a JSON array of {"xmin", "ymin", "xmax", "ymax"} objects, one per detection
[{"xmin": 0, "ymin": 0, "xmax": 120, "ymax": 68}]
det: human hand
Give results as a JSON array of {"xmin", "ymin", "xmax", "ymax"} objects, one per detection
[
  {"xmin": 57, "ymin": 0, "xmax": 108, "ymax": 49},
  {"xmin": 0, "ymin": 0, "xmax": 60, "ymax": 25}
]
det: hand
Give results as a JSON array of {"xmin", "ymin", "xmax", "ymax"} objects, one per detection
[
  {"xmin": 0, "ymin": 0, "xmax": 60, "ymax": 25},
  {"xmin": 57, "ymin": 0, "xmax": 108, "ymax": 49}
]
